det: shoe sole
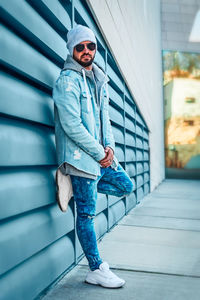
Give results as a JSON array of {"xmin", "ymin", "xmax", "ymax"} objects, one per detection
[{"xmin": 85, "ymin": 280, "xmax": 125, "ymax": 289}]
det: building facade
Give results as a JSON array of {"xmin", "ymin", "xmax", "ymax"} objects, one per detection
[{"xmin": 0, "ymin": 1, "xmax": 163, "ymax": 299}]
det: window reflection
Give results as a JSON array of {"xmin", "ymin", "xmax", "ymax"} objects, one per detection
[{"xmin": 163, "ymin": 51, "xmax": 200, "ymax": 172}]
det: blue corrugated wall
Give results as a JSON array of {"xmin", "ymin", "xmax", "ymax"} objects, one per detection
[{"xmin": 0, "ymin": 0, "xmax": 150, "ymax": 299}]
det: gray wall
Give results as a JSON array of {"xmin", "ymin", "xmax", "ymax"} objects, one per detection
[{"xmin": 161, "ymin": 0, "xmax": 200, "ymax": 52}]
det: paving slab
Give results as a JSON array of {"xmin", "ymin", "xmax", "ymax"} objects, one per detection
[
  {"xmin": 150, "ymin": 179, "xmax": 200, "ymax": 199},
  {"xmin": 42, "ymin": 266, "xmax": 200, "ymax": 300},
  {"xmin": 146, "ymin": 193, "xmax": 200, "ymax": 201},
  {"xmin": 139, "ymin": 198, "xmax": 200, "ymax": 209},
  {"xmin": 80, "ymin": 225, "xmax": 200, "ymax": 276},
  {"xmin": 129, "ymin": 206, "xmax": 200, "ymax": 219},
  {"xmin": 143, "ymin": 191, "xmax": 200, "ymax": 201},
  {"xmin": 119, "ymin": 215, "xmax": 200, "ymax": 231},
  {"xmin": 42, "ymin": 179, "xmax": 200, "ymax": 300},
  {"xmin": 149, "ymin": 192, "xmax": 200, "ymax": 201},
  {"xmin": 154, "ymin": 179, "xmax": 200, "ymax": 189}
]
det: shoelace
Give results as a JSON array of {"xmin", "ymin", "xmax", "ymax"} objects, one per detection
[{"xmin": 100, "ymin": 265, "xmax": 118, "ymax": 279}]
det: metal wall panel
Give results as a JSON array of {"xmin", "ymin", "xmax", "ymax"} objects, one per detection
[
  {"xmin": 0, "ymin": 72, "xmax": 54, "ymax": 126},
  {"xmin": 0, "ymin": 236, "xmax": 75, "ymax": 300},
  {"xmin": 0, "ymin": 206, "xmax": 74, "ymax": 275},
  {"xmin": 108, "ymin": 200, "xmax": 126, "ymax": 228},
  {"xmin": 0, "ymin": 0, "xmax": 150, "ymax": 298}
]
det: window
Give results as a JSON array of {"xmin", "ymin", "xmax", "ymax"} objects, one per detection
[{"xmin": 185, "ymin": 97, "xmax": 196, "ymax": 103}]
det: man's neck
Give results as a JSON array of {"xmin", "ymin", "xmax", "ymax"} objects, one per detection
[{"xmin": 84, "ymin": 65, "xmax": 93, "ymax": 71}]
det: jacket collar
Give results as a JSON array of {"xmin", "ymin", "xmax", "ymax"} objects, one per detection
[{"xmin": 62, "ymin": 55, "xmax": 109, "ymax": 84}]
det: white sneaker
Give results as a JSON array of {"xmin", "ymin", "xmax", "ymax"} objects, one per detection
[
  {"xmin": 85, "ymin": 262, "xmax": 125, "ymax": 288},
  {"xmin": 55, "ymin": 168, "xmax": 73, "ymax": 212}
]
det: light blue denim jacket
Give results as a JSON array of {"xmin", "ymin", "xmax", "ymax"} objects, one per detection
[{"xmin": 53, "ymin": 56, "xmax": 116, "ymax": 177}]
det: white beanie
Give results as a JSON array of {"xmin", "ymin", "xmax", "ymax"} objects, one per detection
[{"xmin": 67, "ymin": 25, "xmax": 97, "ymax": 55}]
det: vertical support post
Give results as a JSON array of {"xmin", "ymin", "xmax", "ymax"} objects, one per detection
[
  {"xmin": 148, "ymin": 131, "xmax": 151, "ymax": 193},
  {"xmin": 142, "ymin": 124, "xmax": 145, "ymax": 198},
  {"xmin": 123, "ymin": 82, "xmax": 128, "ymax": 214},
  {"xmin": 134, "ymin": 106, "xmax": 138, "ymax": 204}
]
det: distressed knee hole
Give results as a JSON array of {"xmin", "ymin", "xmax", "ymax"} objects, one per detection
[
  {"xmin": 80, "ymin": 213, "xmax": 95, "ymax": 219},
  {"xmin": 87, "ymin": 215, "xmax": 95, "ymax": 219}
]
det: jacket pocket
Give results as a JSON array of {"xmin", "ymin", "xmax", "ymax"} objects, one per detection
[{"xmin": 81, "ymin": 90, "xmax": 91, "ymax": 113}]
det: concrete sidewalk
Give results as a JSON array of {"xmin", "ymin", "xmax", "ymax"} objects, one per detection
[{"xmin": 42, "ymin": 179, "xmax": 200, "ymax": 300}]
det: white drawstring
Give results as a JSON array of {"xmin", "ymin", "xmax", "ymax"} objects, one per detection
[
  {"xmin": 105, "ymin": 82, "xmax": 109, "ymax": 102},
  {"xmin": 82, "ymin": 69, "xmax": 91, "ymax": 112}
]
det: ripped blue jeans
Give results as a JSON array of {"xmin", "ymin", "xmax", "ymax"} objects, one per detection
[{"xmin": 70, "ymin": 164, "xmax": 134, "ymax": 271}]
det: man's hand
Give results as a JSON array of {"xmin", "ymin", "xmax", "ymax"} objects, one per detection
[{"xmin": 99, "ymin": 147, "xmax": 114, "ymax": 168}]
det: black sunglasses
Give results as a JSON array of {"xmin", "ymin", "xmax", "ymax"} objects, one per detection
[{"xmin": 75, "ymin": 42, "xmax": 96, "ymax": 52}]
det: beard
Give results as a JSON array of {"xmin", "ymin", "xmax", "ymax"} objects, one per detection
[{"xmin": 74, "ymin": 54, "xmax": 95, "ymax": 67}]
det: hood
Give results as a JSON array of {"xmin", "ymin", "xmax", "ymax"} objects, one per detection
[{"xmin": 62, "ymin": 55, "xmax": 109, "ymax": 84}]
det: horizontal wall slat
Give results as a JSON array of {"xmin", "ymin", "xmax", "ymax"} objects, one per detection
[
  {"xmin": 143, "ymin": 129, "xmax": 149, "ymax": 139},
  {"xmin": 0, "ymin": 117, "xmax": 56, "ymax": 166},
  {"xmin": 136, "ymin": 175, "xmax": 143, "ymax": 188},
  {"xmin": 136, "ymin": 149, "xmax": 143, "ymax": 161},
  {"xmin": 29, "ymin": 0, "xmax": 71, "ymax": 33},
  {"xmin": 136, "ymin": 136, "xmax": 143, "ymax": 149},
  {"xmin": 94, "ymin": 51, "xmax": 106, "ymax": 71},
  {"xmin": 125, "ymin": 117, "xmax": 135, "ymax": 132},
  {"xmin": 107, "ymin": 63, "xmax": 124, "ymax": 92},
  {"xmin": 126, "ymin": 147, "xmax": 136, "ymax": 162},
  {"xmin": 144, "ymin": 151, "xmax": 149, "ymax": 161},
  {"xmin": 143, "ymin": 140, "xmax": 149, "ymax": 150},
  {"xmin": 136, "ymin": 162, "xmax": 143, "ymax": 175},
  {"xmin": 75, "ymin": 237, "xmax": 84, "ymax": 259},
  {"xmin": 125, "ymin": 134, "xmax": 135, "ymax": 148},
  {"xmin": 124, "ymin": 86, "xmax": 132, "ymax": 100},
  {"xmin": 0, "ymin": 72, "xmax": 54, "ymax": 126},
  {"xmin": 144, "ymin": 162, "xmax": 149, "ymax": 172},
  {"xmin": 131, "ymin": 178, "xmax": 137, "ymax": 191},
  {"xmin": 144, "ymin": 172, "xmax": 150, "ymax": 183},
  {"xmin": 109, "ymin": 105, "xmax": 124, "ymax": 126},
  {"xmin": 1, "ymin": 0, "xmax": 66, "ymax": 61},
  {"xmin": 108, "ymin": 85, "xmax": 123, "ymax": 108},
  {"xmin": 126, "ymin": 192, "xmax": 137, "ymax": 212},
  {"xmin": 136, "ymin": 111, "xmax": 145, "ymax": 127},
  {"xmin": 115, "ymin": 146, "xmax": 125, "ymax": 161},
  {"xmin": 1, "ymin": 25, "xmax": 60, "ymax": 88},
  {"xmin": 136, "ymin": 124, "xmax": 143, "ymax": 137},
  {"xmin": 96, "ymin": 193, "xmax": 107, "ymax": 215},
  {"xmin": 109, "ymin": 200, "xmax": 125, "ymax": 228},
  {"xmin": 0, "ymin": 235, "xmax": 74, "ymax": 300},
  {"xmin": 112, "ymin": 126, "xmax": 124, "ymax": 144},
  {"xmin": 108, "ymin": 195, "xmax": 123, "ymax": 207},
  {"xmin": 0, "ymin": 205, "xmax": 74, "ymax": 276},
  {"xmin": 126, "ymin": 162, "xmax": 136, "ymax": 177},
  {"xmin": 137, "ymin": 187, "xmax": 144, "ymax": 201},
  {"xmin": 0, "ymin": 167, "xmax": 56, "ymax": 220},
  {"xmin": 125, "ymin": 132, "xmax": 135, "ymax": 147},
  {"xmin": 144, "ymin": 183, "xmax": 150, "ymax": 195},
  {"xmin": 125, "ymin": 101, "xmax": 135, "ymax": 118},
  {"xmin": 95, "ymin": 212, "xmax": 107, "ymax": 240}
]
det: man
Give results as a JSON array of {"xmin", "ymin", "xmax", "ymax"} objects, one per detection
[{"xmin": 53, "ymin": 25, "xmax": 134, "ymax": 288}]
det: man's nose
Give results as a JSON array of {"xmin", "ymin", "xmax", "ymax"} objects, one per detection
[{"xmin": 83, "ymin": 47, "xmax": 89, "ymax": 53}]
